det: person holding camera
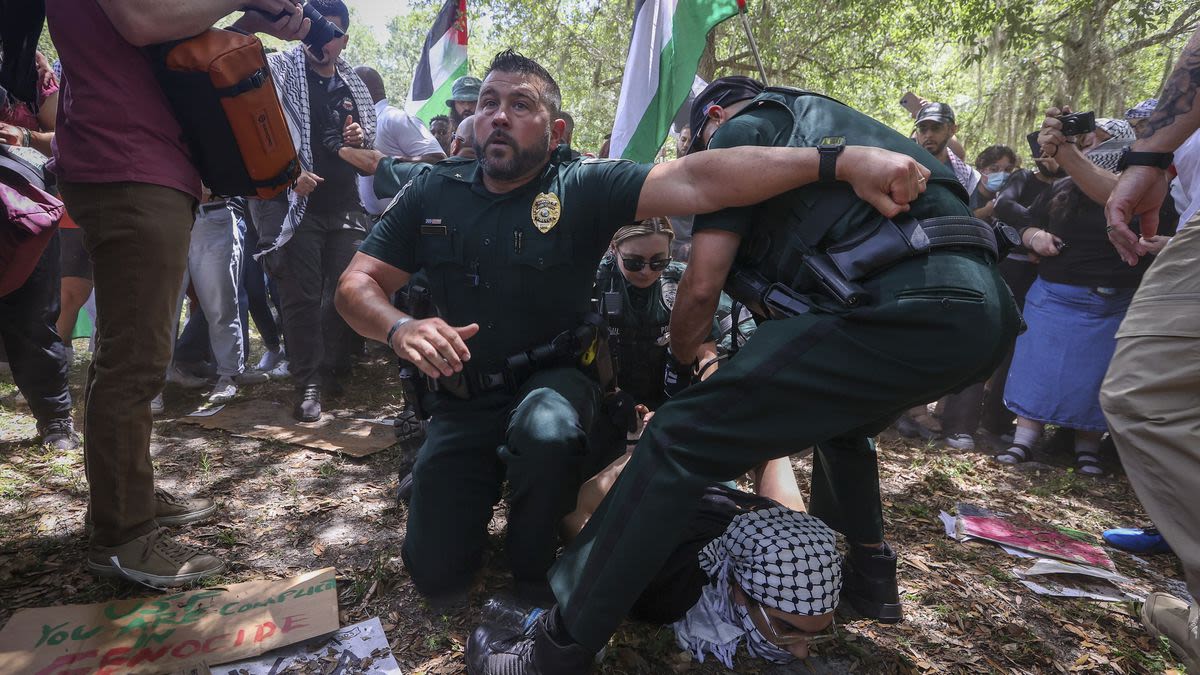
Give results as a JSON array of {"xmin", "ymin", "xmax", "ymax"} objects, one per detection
[
  {"xmin": 44, "ymin": 0, "xmax": 310, "ymax": 587},
  {"xmin": 996, "ymin": 112, "xmax": 1177, "ymax": 475}
]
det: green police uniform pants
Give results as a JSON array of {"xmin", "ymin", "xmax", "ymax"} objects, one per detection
[
  {"xmin": 551, "ymin": 252, "xmax": 1020, "ymax": 651},
  {"xmin": 402, "ymin": 367, "xmax": 600, "ymax": 598}
]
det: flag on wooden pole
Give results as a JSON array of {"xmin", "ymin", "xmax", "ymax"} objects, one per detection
[
  {"xmin": 610, "ymin": 0, "xmax": 740, "ymax": 162},
  {"xmin": 406, "ymin": 0, "xmax": 469, "ymax": 124}
]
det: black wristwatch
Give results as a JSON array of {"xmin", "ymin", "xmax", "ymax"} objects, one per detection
[
  {"xmin": 818, "ymin": 136, "xmax": 846, "ymax": 184},
  {"xmin": 1117, "ymin": 147, "xmax": 1174, "ymax": 171}
]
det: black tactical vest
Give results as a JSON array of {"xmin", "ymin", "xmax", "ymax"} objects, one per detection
[
  {"xmin": 596, "ymin": 257, "xmax": 680, "ymax": 408},
  {"xmin": 728, "ymin": 87, "xmax": 971, "ymax": 290}
]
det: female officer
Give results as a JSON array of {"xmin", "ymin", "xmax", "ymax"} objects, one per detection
[{"xmin": 591, "ymin": 219, "xmax": 753, "ymax": 459}]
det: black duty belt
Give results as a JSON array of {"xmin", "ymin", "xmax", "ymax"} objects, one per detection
[
  {"xmin": 198, "ymin": 200, "xmax": 231, "ymax": 216},
  {"xmin": 427, "ymin": 367, "xmax": 512, "ymax": 399},
  {"xmin": 821, "ymin": 214, "xmax": 1001, "ymax": 283}
]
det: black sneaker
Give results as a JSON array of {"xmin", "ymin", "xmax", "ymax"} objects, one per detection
[
  {"xmin": 841, "ymin": 542, "xmax": 904, "ymax": 623},
  {"xmin": 294, "ymin": 384, "xmax": 322, "ymax": 422},
  {"xmin": 467, "ymin": 608, "xmax": 595, "ymax": 675},
  {"xmin": 39, "ymin": 418, "xmax": 79, "ymax": 451}
]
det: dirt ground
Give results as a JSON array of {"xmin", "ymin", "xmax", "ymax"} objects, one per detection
[{"xmin": 0, "ymin": 342, "xmax": 1191, "ymax": 674}]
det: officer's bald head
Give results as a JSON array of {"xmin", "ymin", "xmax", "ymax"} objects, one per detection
[
  {"xmin": 354, "ymin": 66, "xmax": 386, "ymax": 104},
  {"xmin": 452, "ymin": 115, "xmax": 477, "ymax": 158}
]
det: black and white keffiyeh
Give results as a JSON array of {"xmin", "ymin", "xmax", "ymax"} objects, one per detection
[
  {"xmin": 257, "ymin": 45, "xmax": 377, "ymax": 258},
  {"xmin": 673, "ymin": 506, "xmax": 842, "ymax": 667},
  {"xmin": 1087, "ymin": 118, "xmax": 1136, "ymax": 174}
]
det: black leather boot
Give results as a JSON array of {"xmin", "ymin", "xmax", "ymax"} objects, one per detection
[
  {"xmin": 467, "ymin": 607, "xmax": 595, "ymax": 675},
  {"xmin": 841, "ymin": 541, "xmax": 904, "ymax": 623}
]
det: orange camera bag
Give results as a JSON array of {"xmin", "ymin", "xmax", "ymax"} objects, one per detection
[{"xmin": 151, "ymin": 29, "xmax": 299, "ymax": 199}]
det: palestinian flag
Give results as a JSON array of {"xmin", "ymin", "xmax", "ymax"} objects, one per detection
[
  {"xmin": 611, "ymin": 0, "xmax": 740, "ymax": 162},
  {"xmin": 406, "ymin": 0, "xmax": 469, "ymax": 123}
]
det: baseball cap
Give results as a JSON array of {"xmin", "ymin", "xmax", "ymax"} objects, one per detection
[
  {"xmin": 445, "ymin": 76, "xmax": 482, "ymax": 105},
  {"xmin": 686, "ymin": 76, "xmax": 765, "ymax": 154},
  {"xmin": 915, "ymin": 102, "xmax": 955, "ymax": 125}
]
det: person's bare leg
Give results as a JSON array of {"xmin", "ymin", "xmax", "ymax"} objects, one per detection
[
  {"xmin": 57, "ymin": 277, "xmax": 92, "ymax": 350},
  {"xmin": 752, "ymin": 456, "xmax": 806, "ymax": 512}
]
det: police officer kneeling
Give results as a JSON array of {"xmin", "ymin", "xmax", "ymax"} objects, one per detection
[{"xmin": 334, "ymin": 50, "xmax": 972, "ymax": 641}]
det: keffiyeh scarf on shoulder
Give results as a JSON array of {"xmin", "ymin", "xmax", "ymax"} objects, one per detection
[
  {"xmin": 673, "ymin": 506, "xmax": 842, "ymax": 668},
  {"xmin": 257, "ymin": 45, "xmax": 377, "ymax": 258},
  {"xmin": 947, "ymin": 147, "xmax": 980, "ymax": 194}
]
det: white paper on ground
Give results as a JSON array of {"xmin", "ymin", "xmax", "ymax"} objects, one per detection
[{"xmin": 212, "ymin": 617, "xmax": 401, "ymax": 674}]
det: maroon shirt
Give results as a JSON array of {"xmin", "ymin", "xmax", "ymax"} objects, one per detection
[{"xmin": 45, "ymin": 0, "xmax": 202, "ymax": 200}]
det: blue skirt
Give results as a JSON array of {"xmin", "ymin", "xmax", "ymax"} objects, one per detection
[{"xmin": 1004, "ymin": 278, "xmax": 1135, "ymax": 431}]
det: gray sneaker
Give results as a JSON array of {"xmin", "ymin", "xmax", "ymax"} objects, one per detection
[
  {"xmin": 233, "ymin": 369, "xmax": 269, "ymax": 385},
  {"xmin": 155, "ymin": 487, "xmax": 218, "ymax": 526},
  {"xmin": 87, "ymin": 528, "xmax": 224, "ymax": 587},
  {"xmin": 150, "ymin": 392, "xmax": 165, "ymax": 416},
  {"xmin": 167, "ymin": 364, "xmax": 209, "ymax": 389}
]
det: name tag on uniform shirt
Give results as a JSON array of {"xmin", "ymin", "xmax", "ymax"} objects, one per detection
[{"xmin": 421, "ymin": 219, "xmax": 447, "ymax": 236}]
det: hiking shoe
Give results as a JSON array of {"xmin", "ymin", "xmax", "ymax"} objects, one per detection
[
  {"xmin": 256, "ymin": 347, "xmax": 284, "ymax": 372},
  {"xmin": 1103, "ymin": 526, "xmax": 1172, "ymax": 555},
  {"xmin": 294, "ymin": 384, "xmax": 321, "ymax": 422},
  {"xmin": 87, "ymin": 528, "xmax": 224, "ymax": 587},
  {"xmin": 167, "ymin": 364, "xmax": 209, "ymax": 389},
  {"xmin": 39, "ymin": 418, "xmax": 79, "ymax": 451},
  {"xmin": 468, "ymin": 608, "xmax": 596, "ymax": 675},
  {"xmin": 1140, "ymin": 592, "xmax": 1199, "ymax": 672},
  {"xmin": 207, "ymin": 376, "xmax": 238, "ymax": 405},
  {"xmin": 151, "ymin": 392, "xmax": 165, "ymax": 416},
  {"xmin": 841, "ymin": 542, "xmax": 904, "ymax": 623},
  {"xmin": 155, "ymin": 487, "xmax": 217, "ymax": 526},
  {"xmin": 234, "ymin": 369, "xmax": 269, "ymax": 385},
  {"xmin": 269, "ymin": 360, "xmax": 291, "ymax": 379},
  {"xmin": 945, "ymin": 433, "xmax": 975, "ymax": 450}
]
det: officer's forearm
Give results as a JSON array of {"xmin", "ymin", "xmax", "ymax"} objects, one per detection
[
  {"xmin": 1056, "ymin": 145, "xmax": 1116, "ymax": 206},
  {"xmin": 670, "ymin": 277, "xmax": 722, "ymax": 364},
  {"xmin": 335, "ymin": 269, "xmax": 410, "ymax": 345},
  {"xmin": 682, "ymin": 146, "xmax": 821, "ymax": 214}
]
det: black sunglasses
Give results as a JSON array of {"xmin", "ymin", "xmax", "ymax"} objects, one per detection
[{"xmin": 621, "ymin": 256, "xmax": 672, "ymax": 272}]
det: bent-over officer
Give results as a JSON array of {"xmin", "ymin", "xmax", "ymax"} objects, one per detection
[
  {"xmin": 466, "ymin": 76, "xmax": 1020, "ymax": 673},
  {"xmin": 335, "ymin": 52, "xmax": 941, "ymax": 612}
]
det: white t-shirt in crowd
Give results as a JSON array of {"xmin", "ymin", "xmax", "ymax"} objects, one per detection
[
  {"xmin": 357, "ymin": 98, "xmax": 445, "ymax": 216},
  {"xmin": 1172, "ymin": 128, "xmax": 1200, "ymax": 227}
]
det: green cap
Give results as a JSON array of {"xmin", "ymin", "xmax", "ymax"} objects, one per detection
[{"xmin": 446, "ymin": 76, "xmax": 482, "ymax": 105}]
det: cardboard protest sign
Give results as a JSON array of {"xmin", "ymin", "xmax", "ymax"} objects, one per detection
[{"xmin": 0, "ymin": 568, "xmax": 338, "ymax": 674}]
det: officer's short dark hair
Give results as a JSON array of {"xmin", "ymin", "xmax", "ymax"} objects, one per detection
[
  {"xmin": 485, "ymin": 49, "xmax": 562, "ymax": 116},
  {"xmin": 975, "ymin": 144, "xmax": 1018, "ymax": 171},
  {"xmin": 560, "ymin": 111, "xmax": 575, "ymax": 133},
  {"xmin": 310, "ymin": 0, "xmax": 350, "ymax": 27}
]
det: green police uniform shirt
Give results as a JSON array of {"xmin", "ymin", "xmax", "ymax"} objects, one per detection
[
  {"xmin": 694, "ymin": 93, "xmax": 969, "ymax": 246},
  {"xmin": 372, "ymin": 157, "xmax": 435, "ymax": 203},
  {"xmin": 360, "ymin": 157, "xmax": 652, "ymax": 371}
]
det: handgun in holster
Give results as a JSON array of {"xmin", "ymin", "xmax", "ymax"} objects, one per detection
[{"xmin": 395, "ymin": 281, "xmax": 433, "ymax": 422}]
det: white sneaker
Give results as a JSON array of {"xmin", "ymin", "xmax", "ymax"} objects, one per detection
[
  {"xmin": 166, "ymin": 364, "xmax": 208, "ymax": 389},
  {"xmin": 945, "ymin": 433, "xmax": 976, "ymax": 450},
  {"xmin": 233, "ymin": 369, "xmax": 269, "ymax": 385},
  {"xmin": 256, "ymin": 347, "xmax": 283, "ymax": 372},
  {"xmin": 207, "ymin": 376, "xmax": 238, "ymax": 405},
  {"xmin": 151, "ymin": 393, "xmax": 165, "ymax": 416},
  {"xmin": 269, "ymin": 360, "xmax": 291, "ymax": 379}
]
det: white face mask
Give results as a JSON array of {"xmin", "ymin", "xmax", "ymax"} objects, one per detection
[{"xmin": 672, "ymin": 577, "xmax": 793, "ymax": 668}]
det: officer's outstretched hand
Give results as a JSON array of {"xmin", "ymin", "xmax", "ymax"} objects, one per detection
[
  {"xmin": 391, "ymin": 318, "xmax": 479, "ymax": 379},
  {"xmin": 839, "ymin": 146, "xmax": 931, "ymax": 217}
]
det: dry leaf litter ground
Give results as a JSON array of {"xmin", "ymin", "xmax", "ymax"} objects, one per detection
[{"xmin": 0, "ymin": 341, "xmax": 1190, "ymax": 674}]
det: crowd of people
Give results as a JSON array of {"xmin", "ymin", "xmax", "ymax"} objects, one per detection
[{"xmin": 2, "ymin": 0, "xmax": 1199, "ymax": 672}]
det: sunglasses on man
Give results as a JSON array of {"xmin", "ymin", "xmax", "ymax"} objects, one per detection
[
  {"xmin": 747, "ymin": 595, "xmax": 837, "ymax": 647},
  {"xmin": 621, "ymin": 256, "xmax": 672, "ymax": 272}
]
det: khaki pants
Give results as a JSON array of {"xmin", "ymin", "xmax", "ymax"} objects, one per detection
[
  {"xmin": 60, "ymin": 182, "xmax": 195, "ymax": 547},
  {"xmin": 1101, "ymin": 213, "xmax": 1200, "ymax": 604}
]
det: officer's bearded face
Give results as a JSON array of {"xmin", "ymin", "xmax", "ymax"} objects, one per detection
[{"xmin": 474, "ymin": 73, "xmax": 562, "ymax": 182}]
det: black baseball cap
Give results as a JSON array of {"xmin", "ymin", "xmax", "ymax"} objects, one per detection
[
  {"xmin": 686, "ymin": 76, "xmax": 766, "ymax": 154},
  {"xmin": 915, "ymin": 102, "xmax": 955, "ymax": 125}
]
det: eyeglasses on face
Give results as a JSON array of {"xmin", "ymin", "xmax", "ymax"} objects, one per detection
[
  {"xmin": 620, "ymin": 256, "xmax": 672, "ymax": 272},
  {"xmin": 749, "ymin": 597, "xmax": 837, "ymax": 647}
]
